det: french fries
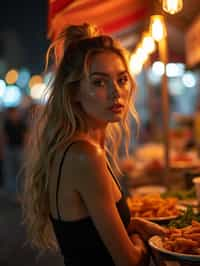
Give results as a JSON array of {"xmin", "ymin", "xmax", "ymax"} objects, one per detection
[
  {"xmin": 127, "ymin": 194, "xmax": 180, "ymax": 218},
  {"xmin": 163, "ymin": 220, "xmax": 200, "ymax": 255}
]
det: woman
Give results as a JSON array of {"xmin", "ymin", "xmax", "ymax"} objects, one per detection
[{"xmin": 22, "ymin": 23, "xmax": 165, "ymax": 266}]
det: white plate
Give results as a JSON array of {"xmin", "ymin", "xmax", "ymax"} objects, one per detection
[
  {"xmin": 146, "ymin": 215, "xmax": 180, "ymax": 222},
  {"xmin": 132, "ymin": 185, "xmax": 167, "ymax": 196},
  {"xmin": 179, "ymin": 199, "xmax": 198, "ymax": 207},
  {"xmin": 130, "ymin": 214, "xmax": 180, "ymax": 224},
  {"xmin": 149, "ymin": 235, "xmax": 200, "ymax": 262},
  {"xmin": 133, "ymin": 205, "xmax": 185, "ymax": 222}
]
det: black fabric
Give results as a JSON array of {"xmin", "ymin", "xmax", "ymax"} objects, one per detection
[{"xmin": 50, "ymin": 142, "xmax": 131, "ymax": 266}]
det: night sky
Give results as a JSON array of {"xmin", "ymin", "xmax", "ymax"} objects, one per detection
[{"xmin": 0, "ymin": 1, "xmax": 50, "ymax": 74}]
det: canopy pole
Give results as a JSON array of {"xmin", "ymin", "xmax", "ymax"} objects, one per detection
[{"xmin": 158, "ymin": 37, "xmax": 170, "ymax": 187}]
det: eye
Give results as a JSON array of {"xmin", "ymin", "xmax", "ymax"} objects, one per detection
[
  {"xmin": 92, "ymin": 79, "xmax": 106, "ymax": 87},
  {"xmin": 118, "ymin": 75, "xmax": 129, "ymax": 86}
]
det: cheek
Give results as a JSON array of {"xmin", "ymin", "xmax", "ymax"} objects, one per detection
[
  {"xmin": 122, "ymin": 86, "xmax": 131, "ymax": 100},
  {"xmin": 88, "ymin": 88, "xmax": 107, "ymax": 102},
  {"xmin": 95, "ymin": 89, "xmax": 107, "ymax": 101}
]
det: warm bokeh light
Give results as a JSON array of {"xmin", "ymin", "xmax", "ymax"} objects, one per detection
[
  {"xmin": 30, "ymin": 83, "xmax": 49, "ymax": 102},
  {"xmin": 135, "ymin": 47, "xmax": 148, "ymax": 64},
  {"xmin": 129, "ymin": 54, "xmax": 143, "ymax": 75},
  {"xmin": 162, "ymin": 0, "xmax": 183, "ymax": 15},
  {"xmin": 150, "ymin": 15, "xmax": 167, "ymax": 41},
  {"xmin": 141, "ymin": 33, "xmax": 156, "ymax": 54},
  {"xmin": 29, "ymin": 75, "xmax": 43, "ymax": 88},
  {"xmin": 5, "ymin": 69, "xmax": 18, "ymax": 85}
]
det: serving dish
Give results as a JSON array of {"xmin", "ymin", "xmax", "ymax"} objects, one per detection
[{"xmin": 149, "ymin": 235, "xmax": 200, "ymax": 263}]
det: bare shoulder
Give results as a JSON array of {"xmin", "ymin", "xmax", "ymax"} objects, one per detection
[
  {"xmin": 70, "ymin": 139, "xmax": 104, "ymax": 155},
  {"xmin": 61, "ymin": 140, "xmax": 108, "ymax": 184},
  {"xmin": 62, "ymin": 139, "xmax": 111, "ymax": 195},
  {"xmin": 65, "ymin": 140, "xmax": 106, "ymax": 171}
]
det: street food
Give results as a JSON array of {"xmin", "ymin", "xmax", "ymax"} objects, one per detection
[
  {"xmin": 127, "ymin": 194, "xmax": 181, "ymax": 219},
  {"xmin": 168, "ymin": 205, "xmax": 200, "ymax": 228},
  {"xmin": 162, "ymin": 220, "xmax": 200, "ymax": 255}
]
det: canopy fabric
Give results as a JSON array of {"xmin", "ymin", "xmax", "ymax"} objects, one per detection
[{"xmin": 48, "ymin": 0, "xmax": 150, "ymax": 50}]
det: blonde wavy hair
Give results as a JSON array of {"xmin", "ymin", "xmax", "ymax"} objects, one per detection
[{"xmin": 22, "ymin": 23, "xmax": 139, "ymax": 251}]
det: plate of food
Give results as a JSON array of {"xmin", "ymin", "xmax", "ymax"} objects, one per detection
[
  {"xmin": 132, "ymin": 185, "xmax": 167, "ymax": 196},
  {"xmin": 179, "ymin": 199, "xmax": 199, "ymax": 208},
  {"xmin": 145, "ymin": 204, "xmax": 186, "ymax": 223},
  {"xmin": 127, "ymin": 194, "xmax": 184, "ymax": 223},
  {"xmin": 162, "ymin": 187, "xmax": 198, "ymax": 207},
  {"xmin": 149, "ymin": 220, "xmax": 200, "ymax": 262},
  {"xmin": 146, "ymin": 214, "xmax": 182, "ymax": 223}
]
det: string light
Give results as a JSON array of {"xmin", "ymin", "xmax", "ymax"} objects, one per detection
[
  {"xmin": 162, "ymin": 0, "xmax": 183, "ymax": 15},
  {"xmin": 150, "ymin": 15, "xmax": 167, "ymax": 41},
  {"xmin": 141, "ymin": 32, "xmax": 156, "ymax": 54}
]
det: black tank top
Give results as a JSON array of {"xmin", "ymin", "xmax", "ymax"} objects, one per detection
[{"xmin": 50, "ymin": 142, "xmax": 130, "ymax": 266}]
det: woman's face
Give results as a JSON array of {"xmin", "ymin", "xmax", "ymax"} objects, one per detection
[{"xmin": 77, "ymin": 51, "xmax": 132, "ymax": 127}]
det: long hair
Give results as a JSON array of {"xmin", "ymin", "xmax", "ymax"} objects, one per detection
[{"xmin": 22, "ymin": 23, "xmax": 139, "ymax": 251}]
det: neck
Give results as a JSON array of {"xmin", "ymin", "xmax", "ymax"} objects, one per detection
[
  {"xmin": 74, "ymin": 125, "xmax": 107, "ymax": 150},
  {"xmin": 82, "ymin": 115, "xmax": 108, "ymax": 149},
  {"xmin": 89, "ymin": 127, "xmax": 106, "ymax": 149}
]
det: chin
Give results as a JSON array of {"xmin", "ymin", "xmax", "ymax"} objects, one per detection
[{"xmin": 108, "ymin": 114, "xmax": 123, "ymax": 122}]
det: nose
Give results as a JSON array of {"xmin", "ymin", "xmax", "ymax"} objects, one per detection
[{"xmin": 110, "ymin": 80, "xmax": 120, "ymax": 99}]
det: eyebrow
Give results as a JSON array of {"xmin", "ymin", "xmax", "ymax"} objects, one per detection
[{"xmin": 89, "ymin": 71, "xmax": 128, "ymax": 78}]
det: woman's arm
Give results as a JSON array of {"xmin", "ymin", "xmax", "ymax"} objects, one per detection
[
  {"xmin": 67, "ymin": 141, "xmax": 146, "ymax": 266},
  {"xmin": 129, "ymin": 233, "xmax": 150, "ymax": 266},
  {"xmin": 128, "ymin": 217, "xmax": 167, "ymax": 242}
]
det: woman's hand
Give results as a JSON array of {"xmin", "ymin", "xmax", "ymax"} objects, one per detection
[
  {"xmin": 130, "ymin": 233, "xmax": 150, "ymax": 266},
  {"xmin": 128, "ymin": 217, "xmax": 167, "ymax": 242}
]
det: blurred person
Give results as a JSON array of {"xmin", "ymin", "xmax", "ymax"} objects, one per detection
[
  {"xmin": 3, "ymin": 107, "xmax": 28, "ymax": 195},
  {"xmin": 22, "ymin": 23, "xmax": 166, "ymax": 266}
]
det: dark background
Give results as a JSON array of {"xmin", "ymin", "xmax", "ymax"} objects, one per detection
[{"xmin": 0, "ymin": 1, "xmax": 50, "ymax": 74}]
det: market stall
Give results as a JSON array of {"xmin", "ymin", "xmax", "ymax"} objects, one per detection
[{"xmin": 47, "ymin": 1, "xmax": 200, "ymax": 265}]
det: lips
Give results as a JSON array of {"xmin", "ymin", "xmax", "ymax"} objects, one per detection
[
  {"xmin": 108, "ymin": 103, "xmax": 124, "ymax": 112},
  {"xmin": 109, "ymin": 102, "xmax": 124, "ymax": 108}
]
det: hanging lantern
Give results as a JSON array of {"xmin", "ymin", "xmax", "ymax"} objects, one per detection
[
  {"xmin": 162, "ymin": 0, "xmax": 183, "ymax": 15},
  {"xmin": 150, "ymin": 15, "xmax": 167, "ymax": 41},
  {"xmin": 141, "ymin": 32, "xmax": 156, "ymax": 54}
]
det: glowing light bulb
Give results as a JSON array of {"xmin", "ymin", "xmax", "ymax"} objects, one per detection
[
  {"xmin": 142, "ymin": 33, "xmax": 156, "ymax": 54},
  {"xmin": 162, "ymin": 0, "xmax": 183, "ymax": 15},
  {"xmin": 150, "ymin": 15, "xmax": 167, "ymax": 41}
]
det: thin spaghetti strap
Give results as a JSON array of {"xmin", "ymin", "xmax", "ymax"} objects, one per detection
[
  {"xmin": 106, "ymin": 163, "xmax": 122, "ymax": 192},
  {"xmin": 56, "ymin": 142, "xmax": 76, "ymax": 220}
]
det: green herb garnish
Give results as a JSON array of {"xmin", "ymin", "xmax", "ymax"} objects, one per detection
[
  {"xmin": 167, "ymin": 205, "xmax": 200, "ymax": 228},
  {"xmin": 161, "ymin": 187, "xmax": 196, "ymax": 200}
]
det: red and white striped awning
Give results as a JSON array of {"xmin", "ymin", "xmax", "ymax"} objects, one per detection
[{"xmin": 48, "ymin": 0, "xmax": 150, "ymax": 50}]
